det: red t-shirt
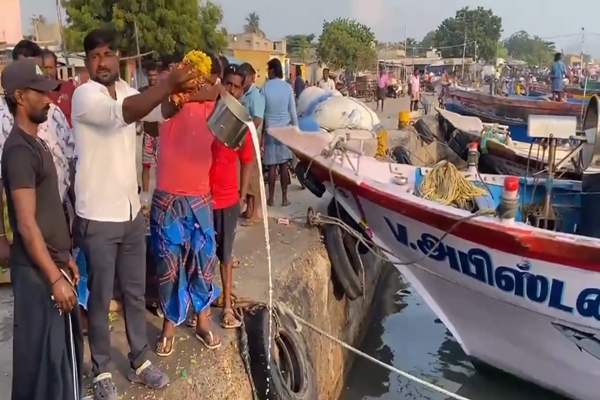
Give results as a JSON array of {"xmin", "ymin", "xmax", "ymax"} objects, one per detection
[
  {"xmin": 156, "ymin": 102, "xmax": 215, "ymax": 195},
  {"xmin": 210, "ymin": 131, "xmax": 254, "ymax": 210},
  {"xmin": 48, "ymin": 80, "xmax": 76, "ymax": 127}
]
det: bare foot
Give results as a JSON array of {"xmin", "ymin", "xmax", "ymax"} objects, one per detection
[
  {"xmin": 267, "ymin": 198, "xmax": 275, "ymax": 207},
  {"xmin": 281, "ymin": 198, "xmax": 291, "ymax": 207}
]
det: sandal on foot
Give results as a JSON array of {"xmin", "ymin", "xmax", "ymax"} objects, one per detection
[
  {"xmin": 221, "ymin": 308, "xmax": 242, "ymax": 329},
  {"xmin": 155, "ymin": 336, "xmax": 175, "ymax": 357},
  {"xmin": 241, "ymin": 219, "xmax": 260, "ymax": 227},
  {"xmin": 186, "ymin": 309, "xmax": 212, "ymax": 327},
  {"xmin": 196, "ymin": 330, "xmax": 222, "ymax": 349},
  {"xmin": 232, "ymin": 257, "xmax": 241, "ymax": 268}
]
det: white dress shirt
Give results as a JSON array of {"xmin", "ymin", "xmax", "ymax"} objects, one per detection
[
  {"xmin": 0, "ymin": 102, "xmax": 73, "ymax": 200},
  {"xmin": 318, "ymin": 78, "xmax": 335, "ymax": 91},
  {"xmin": 72, "ymin": 79, "xmax": 163, "ymax": 222}
]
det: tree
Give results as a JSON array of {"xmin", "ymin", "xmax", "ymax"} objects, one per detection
[
  {"xmin": 62, "ymin": 0, "xmax": 213, "ymax": 56},
  {"xmin": 316, "ymin": 18, "xmax": 377, "ymax": 73},
  {"xmin": 496, "ymin": 42, "xmax": 508, "ymax": 59},
  {"xmin": 403, "ymin": 38, "xmax": 421, "ymax": 56},
  {"xmin": 420, "ymin": 30, "xmax": 436, "ymax": 49},
  {"xmin": 197, "ymin": 2, "xmax": 228, "ymax": 53},
  {"xmin": 434, "ymin": 6, "xmax": 502, "ymax": 61},
  {"xmin": 286, "ymin": 34, "xmax": 315, "ymax": 58},
  {"xmin": 244, "ymin": 12, "xmax": 264, "ymax": 36},
  {"xmin": 503, "ymin": 30, "xmax": 556, "ymax": 66},
  {"xmin": 30, "ymin": 14, "xmax": 47, "ymax": 41}
]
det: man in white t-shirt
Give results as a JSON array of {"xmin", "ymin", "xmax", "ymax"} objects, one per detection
[{"xmin": 318, "ymin": 68, "xmax": 335, "ymax": 91}]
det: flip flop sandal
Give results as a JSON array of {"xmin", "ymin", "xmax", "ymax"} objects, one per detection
[
  {"xmin": 155, "ymin": 336, "xmax": 175, "ymax": 357},
  {"xmin": 186, "ymin": 309, "xmax": 212, "ymax": 327},
  {"xmin": 220, "ymin": 308, "xmax": 242, "ymax": 329},
  {"xmin": 232, "ymin": 258, "xmax": 241, "ymax": 269},
  {"xmin": 195, "ymin": 330, "xmax": 222, "ymax": 350},
  {"xmin": 241, "ymin": 219, "xmax": 260, "ymax": 227}
]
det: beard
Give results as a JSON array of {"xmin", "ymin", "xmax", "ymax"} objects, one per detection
[
  {"xmin": 93, "ymin": 69, "xmax": 119, "ymax": 85},
  {"xmin": 28, "ymin": 105, "xmax": 50, "ymax": 124}
]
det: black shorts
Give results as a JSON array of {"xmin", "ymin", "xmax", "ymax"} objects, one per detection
[{"xmin": 213, "ymin": 202, "xmax": 240, "ymax": 264}]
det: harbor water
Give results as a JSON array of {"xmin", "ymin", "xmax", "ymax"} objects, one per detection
[{"xmin": 339, "ymin": 268, "xmax": 569, "ymax": 400}]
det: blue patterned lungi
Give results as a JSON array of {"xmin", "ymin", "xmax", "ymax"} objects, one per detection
[
  {"xmin": 149, "ymin": 189, "xmax": 220, "ymax": 325},
  {"xmin": 74, "ymin": 247, "xmax": 89, "ymax": 309}
]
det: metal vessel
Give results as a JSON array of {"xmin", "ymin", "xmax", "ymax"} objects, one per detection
[{"xmin": 207, "ymin": 91, "xmax": 252, "ymax": 148}]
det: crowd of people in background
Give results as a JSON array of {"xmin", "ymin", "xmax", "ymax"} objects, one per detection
[{"xmin": 0, "ymin": 28, "xmax": 304, "ymax": 400}]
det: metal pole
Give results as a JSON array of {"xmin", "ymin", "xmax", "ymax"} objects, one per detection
[
  {"xmin": 461, "ymin": 30, "xmax": 467, "ymax": 80},
  {"xmin": 134, "ymin": 20, "xmax": 142, "ymax": 88},
  {"xmin": 404, "ymin": 26, "xmax": 408, "ymax": 79},
  {"xmin": 580, "ymin": 27, "xmax": 586, "ymax": 74}
]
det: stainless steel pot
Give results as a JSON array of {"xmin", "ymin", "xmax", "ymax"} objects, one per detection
[{"xmin": 207, "ymin": 92, "xmax": 252, "ymax": 148}]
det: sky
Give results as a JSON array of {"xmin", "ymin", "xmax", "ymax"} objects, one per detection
[{"xmin": 18, "ymin": 0, "xmax": 600, "ymax": 55}]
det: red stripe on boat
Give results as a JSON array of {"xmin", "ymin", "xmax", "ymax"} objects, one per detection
[{"xmin": 302, "ymin": 154, "xmax": 600, "ymax": 272}]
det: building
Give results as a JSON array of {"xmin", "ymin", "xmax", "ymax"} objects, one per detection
[
  {"xmin": 225, "ymin": 33, "xmax": 287, "ymax": 85},
  {"xmin": 0, "ymin": 0, "xmax": 23, "ymax": 44}
]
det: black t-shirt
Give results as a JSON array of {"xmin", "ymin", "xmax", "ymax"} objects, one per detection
[
  {"xmin": 139, "ymin": 85, "xmax": 159, "ymax": 137},
  {"xmin": 1, "ymin": 126, "xmax": 71, "ymax": 268}
]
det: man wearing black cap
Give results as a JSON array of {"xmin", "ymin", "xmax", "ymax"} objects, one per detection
[{"xmin": 1, "ymin": 59, "xmax": 83, "ymax": 400}]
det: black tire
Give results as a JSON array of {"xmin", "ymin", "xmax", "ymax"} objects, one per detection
[
  {"xmin": 322, "ymin": 224, "xmax": 363, "ymax": 300},
  {"xmin": 294, "ymin": 163, "xmax": 324, "ymax": 197},
  {"xmin": 412, "ymin": 118, "xmax": 436, "ymax": 144},
  {"xmin": 391, "ymin": 146, "xmax": 412, "ymax": 164},
  {"xmin": 365, "ymin": 90, "xmax": 374, "ymax": 103},
  {"xmin": 246, "ymin": 307, "xmax": 318, "ymax": 400},
  {"xmin": 326, "ymin": 200, "xmax": 370, "ymax": 255}
]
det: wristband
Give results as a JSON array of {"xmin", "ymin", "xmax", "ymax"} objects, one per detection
[{"xmin": 51, "ymin": 276, "xmax": 63, "ymax": 287}]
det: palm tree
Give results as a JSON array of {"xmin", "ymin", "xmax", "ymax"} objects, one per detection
[
  {"xmin": 30, "ymin": 14, "xmax": 47, "ymax": 41},
  {"xmin": 244, "ymin": 12, "xmax": 264, "ymax": 37}
]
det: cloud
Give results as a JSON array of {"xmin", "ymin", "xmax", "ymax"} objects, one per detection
[{"xmin": 351, "ymin": 0, "xmax": 383, "ymax": 27}]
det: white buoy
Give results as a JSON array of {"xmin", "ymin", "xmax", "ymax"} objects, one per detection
[
  {"xmin": 467, "ymin": 142, "xmax": 479, "ymax": 174},
  {"xmin": 499, "ymin": 175, "xmax": 519, "ymax": 224}
]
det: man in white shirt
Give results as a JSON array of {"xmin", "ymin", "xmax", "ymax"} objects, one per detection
[
  {"xmin": 318, "ymin": 68, "xmax": 335, "ymax": 91},
  {"xmin": 72, "ymin": 29, "xmax": 200, "ymax": 400}
]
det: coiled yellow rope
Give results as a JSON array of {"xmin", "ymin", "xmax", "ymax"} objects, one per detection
[{"xmin": 418, "ymin": 161, "xmax": 486, "ymax": 210}]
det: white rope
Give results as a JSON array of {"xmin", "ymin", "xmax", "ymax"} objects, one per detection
[{"xmin": 276, "ymin": 302, "xmax": 473, "ymax": 400}]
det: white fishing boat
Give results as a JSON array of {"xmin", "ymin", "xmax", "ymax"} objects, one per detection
[
  {"xmin": 437, "ymin": 105, "xmax": 600, "ymax": 179},
  {"xmin": 269, "ymin": 105, "xmax": 600, "ymax": 400}
]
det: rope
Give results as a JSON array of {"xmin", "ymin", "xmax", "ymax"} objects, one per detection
[
  {"xmin": 418, "ymin": 161, "xmax": 486, "ymax": 210},
  {"xmin": 274, "ymin": 302, "xmax": 474, "ymax": 400},
  {"xmin": 479, "ymin": 126, "xmax": 508, "ymax": 154}
]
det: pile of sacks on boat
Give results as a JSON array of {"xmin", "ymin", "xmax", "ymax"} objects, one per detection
[
  {"xmin": 296, "ymin": 86, "xmax": 383, "ymax": 157},
  {"xmin": 295, "ymin": 87, "xmax": 465, "ymax": 167}
]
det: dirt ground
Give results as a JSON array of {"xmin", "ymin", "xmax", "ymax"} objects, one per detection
[{"xmin": 0, "ymin": 95, "xmax": 412, "ymax": 400}]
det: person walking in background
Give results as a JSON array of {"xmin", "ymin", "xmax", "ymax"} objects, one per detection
[
  {"xmin": 41, "ymin": 49, "xmax": 76, "ymax": 127},
  {"xmin": 262, "ymin": 58, "xmax": 298, "ymax": 207},
  {"xmin": 551, "ymin": 52, "xmax": 567, "ymax": 102},
  {"xmin": 238, "ymin": 62, "xmax": 265, "ymax": 226},
  {"xmin": 409, "ymin": 69, "xmax": 421, "ymax": 112},
  {"xmin": 376, "ymin": 67, "xmax": 388, "ymax": 112},
  {"xmin": 1, "ymin": 58, "xmax": 83, "ymax": 400},
  {"xmin": 150, "ymin": 54, "xmax": 223, "ymax": 357},
  {"xmin": 71, "ymin": 29, "xmax": 198, "ymax": 399},
  {"xmin": 211, "ymin": 65, "xmax": 253, "ymax": 328},
  {"xmin": 140, "ymin": 63, "xmax": 161, "ymax": 195},
  {"xmin": 318, "ymin": 68, "xmax": 335, "ymax": 91},
  {"xmin": 293, "ymin": 65, "xmax": 305, "ymax": 99}
]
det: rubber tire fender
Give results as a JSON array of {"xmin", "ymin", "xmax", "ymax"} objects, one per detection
[
  {"xmin": 321, "ymin": 224, "xmax": 363, "ymax": 300},
  {"xmin": 294, "ymin": 162, "xmax": 324, "ymax": 198},
  {"xmin": 326, "ymin": 200, "xmax": 370, "ymax": 255},
  {"xmin": 246, "ymin": 307, "xmax": 318, "ymax": 400}
]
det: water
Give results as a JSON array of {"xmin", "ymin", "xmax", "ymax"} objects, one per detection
[{"xmin": 339, "ymin": 268, "xmax": 569, "ymax": 400}]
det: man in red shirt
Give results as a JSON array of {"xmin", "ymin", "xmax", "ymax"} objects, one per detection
[
  {"xmin": 210, "ymin": 65, "xmax": 253, "ymax": 328},
  {"xmin": 41, "ymin": 49, "xmax": 76, "ymax": 127}
]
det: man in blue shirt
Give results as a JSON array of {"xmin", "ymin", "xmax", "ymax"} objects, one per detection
[
  {"xmin": 551, "ymin": 52, "xmax": 567, "ymax": 101},
  {"xmin": 238, "ymin": 63, "xmax": 265, "ymax": 226}
]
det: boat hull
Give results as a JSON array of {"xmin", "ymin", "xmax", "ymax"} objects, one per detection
[
  {"xmin": 332, "ymin": 191, "xmax": 600, "ymax": 400},
  {"xmin": 445, "ymin": 89, "xmax": 583, "ymax": 143}
]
